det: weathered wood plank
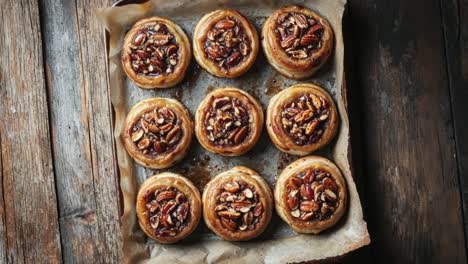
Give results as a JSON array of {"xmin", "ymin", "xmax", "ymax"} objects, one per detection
[
  {"xmin": 0, "ymin": 133, "xmax": 7, "ymax": 263},
  {"xmin": 76, "ymin": 1, "xmax": 123, "ymax": 261},
  {"xmin": 40, "ymin": 0, "xmax": 100, "ymax": 262},
  {"xmin": 0, "ymin": 0, "xmax": 62, "ymax": 263},
  {"xmin": 39, "ymin": 0, "xmax": 123, "ymax": 262},
  {"xmin": 440, "ymin": 0, "xmax": 468, "ymax": 253},
  {"xmin": 347, "ymin": 0, "xmax": 467, "ymax": 262}
]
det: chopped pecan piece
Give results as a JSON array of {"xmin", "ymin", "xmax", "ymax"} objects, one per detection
[
  {"xmin": 216, "ymin": 180, "xmax": 264, "ymax": 232},
  {"xmin": 275, "ymin": 11, "xmax": 324, "ymax": 59},
  {"xmin": 280, "ymin": 93, "xmax": 330, "ymax": 145},
  {"xmin": 203, "ymin": 96, "xmax": 251, "ymax": 146},
  {"xmin": 203, "ymin": 16, "xmax": 251, "ymax": 70},
  {"xmin": 144, "ymin": 186, "xmax": 191, "ymax": 237},
  {"xmin": 130, "ymin": 106, "xmax": 183, "ymax": 155},
  {"xmin": 128, "ymin": 23, "xmax": 179, "ymax": 76},
  {"xmin": 286, "ymin": 168, "xmax": 340, "ymax": 221}
]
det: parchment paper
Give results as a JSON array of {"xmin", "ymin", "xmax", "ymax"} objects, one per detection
[{"xmin": 98, "ymin": 0, "xmax": 370, "ymax": 263}]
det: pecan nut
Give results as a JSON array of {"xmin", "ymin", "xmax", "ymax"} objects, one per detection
[
  {"xmin": 144, "ymin": 186, "xmax": 191, "ymax": 237},
  {"xmin": 127, "ymin": 23, "xmax": 179, "ymax": 76},
  {"xmin": 129, "ymin": 106, "xmax": 183, "ymax": 155},
  {"xmin": 286, "ymin": 168, "xmax": 340, "ymax": 222},
  {"xmin": 203, "ymin": 96, "xmax": 251, "ymax": 146},
  {"xmin": 216, "ymin": 180, "xmax": 264, "ymax": 232},
  {"xmin": 203, "ymin": 16, "xmax": 251, "ymax": 70},
  {"xmin": 280, "ymin": 93, "xmax": 330, "ymax": 145},
  {"xmin": 275, "ymin": 12, "xmax": 324, "ymax": 59}
]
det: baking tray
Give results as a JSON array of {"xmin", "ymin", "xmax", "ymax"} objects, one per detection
[{"xmin": 100, "ymin": 0, "xmax": 370, "ymax": 262}]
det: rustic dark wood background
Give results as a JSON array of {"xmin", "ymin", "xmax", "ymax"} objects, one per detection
[{"xmin": 0, "ymin": 0, "xmax": 467, "ymax": 263}]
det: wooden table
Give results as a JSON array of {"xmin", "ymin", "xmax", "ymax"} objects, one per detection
[{"xmin": 0, "ymin": 0, "xmax": 466, "ymax": 263}]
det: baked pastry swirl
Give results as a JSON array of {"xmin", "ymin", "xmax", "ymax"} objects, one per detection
[
  {"xmin": 122, "ymin": 98, "xmax": 193, "ymax": 169},
  {"xmin": 266, "ymin": 83, "xmax": 338, "ymax": 156},
  {"xmin": 193, "ymin": 10, "xmax": 259, "ymax": 78},
  {"xmin": 195, "ymin": 87, "xmax": 263, "ymax": 156},
  {"xmin": 203, "ymin": 166, "xmax": 273, "ymax": 241},
  {"xmin": 136, "ymin": 172, "xmax": 201, "ymax": 243},
  {"xmin": 274, "ymin": 156, "xmax": 347, "ymax": 234},
  {"xmin": 262, "ymin": 6, "xmax": 334, "ymax": 79},
  {"xmin": 121, "ymin": 17, "xmax": 191, "ymax": 88}
]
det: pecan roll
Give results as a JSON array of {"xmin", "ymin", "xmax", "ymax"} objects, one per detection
[
  {"xmin": 262, "ymin": 6, "xmax": 334, "ymax": 80},
  {"xmin": 193, "ymin": 10, "xmax": 259, "ymax": 78},
  {"xmin": 274, "ymin": 156, "xmax": 347, "ymax": 234},
  {"xmin": 121, "ymin": 17, "xmax": 191, "ymax": 88},
  {"xmin": 203, "ymin": 166, "xmax": 273, "ymax": 241},
  {"xmin": 195, "ymin": 87, "xmax": 263, "ymax": 156},
  {"xmin": 266, "ymin": 83, "xmax": 338, "ymax": 156},
  {"xmin": 136, "ymin": 172, "xmax": 201, "ymax": 243},
  {"xmin": 122, "ymin": 98, "xmax": 193, "ymax": 169}
]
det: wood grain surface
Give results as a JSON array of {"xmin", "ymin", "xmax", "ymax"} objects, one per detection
[
  {"xmin": 440, "ymin": 0, "xmax": 468, "ymax": 253},
  {"xmin": 0, "ymin": 0, "xmax": 467, "ymax": 263},
  {"xmin": 347, "ymin": 0, "xmax": 467, "ymax": 263},
  {"xmin": 0, "ymin": 0, "xmax": 62, "ymax": 263},
  {"xmin": 38, "ymin": 0, "xmax": 123, "ymax": 263}
]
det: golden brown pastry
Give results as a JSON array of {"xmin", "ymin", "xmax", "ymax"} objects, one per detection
[
  {"xmin": 274, "ymin": 156, "xmax": 347, "ymax": 234},
  {"xmin": 121, "ymin": 17, "xmax": 191, "ymax": 88},
  {"xmin": 195, "ymin": 87, "xmax": 263, "ymax": 156},
  {"xmin": 203, "ymin": 166, "xmax": 273, "ymax": 241},
  {"xmin": 266, "ymin": 83, "xmax": 338, "ymax": 156},
  {"xmin": 122, "ymin": 98, "xmax": 193, "ymax": 169},
  {"xmin": 262, "ymin": 6, "xmax": 334, "ymax": 80},
  {"xmin": 193, "ymin": 10, "xmax": 259, "ymax": 78},
  {"xmin": 136, "ymin": 172, "xmax": 201, "ymax": 243}
]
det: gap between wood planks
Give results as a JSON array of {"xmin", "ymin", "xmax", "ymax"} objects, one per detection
[
  {"xmin": 0, "ymin": 131, "xmax": 7, "ymax": 263},
  {"xmin": 439, "ymin": 0, "xmax": 468, "ymax": 257},
  {"xmin": 43, "ymin": 52, "xmax": 65, "ymax": 263}
]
